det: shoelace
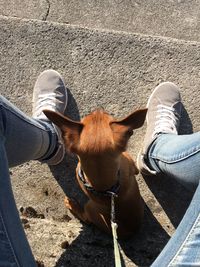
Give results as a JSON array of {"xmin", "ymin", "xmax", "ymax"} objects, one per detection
[
  {"xmin": 152, "ymin": 104, "xmax": 179, "ymax": 138},
  {"xmin": 34, "ymin": 93, "xmax": 57, "ymax": 117}
]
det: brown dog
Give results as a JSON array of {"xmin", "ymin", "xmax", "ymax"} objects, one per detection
[{"xmin": 44, "ymin": 108, "xmax": 147, "ymax": 239}]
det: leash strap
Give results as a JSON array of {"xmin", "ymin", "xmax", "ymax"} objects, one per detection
[
  {"xmin": 77, "ymin": 167, "xmax": 122, "ymax": 266},
  {"xmin": 111, "ymin": 194, "xmax": 122, "ymax": 267}
]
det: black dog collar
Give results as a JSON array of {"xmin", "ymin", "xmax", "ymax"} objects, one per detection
[{"xmin": 78, "ymin": 167, "xmax": 120, "ymax": 197}]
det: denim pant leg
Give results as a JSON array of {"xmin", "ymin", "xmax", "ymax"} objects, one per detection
[
  {"xmin": 0, "ymin": 95, "xmax": 57, "ymax": 167},
  {"xmin": 0, "ymin": 138, "xmax": 37, "ymax": 267},
  {"xmin": 148, "ymin": 133, "xmax": 200, "ymax": 266},
  {"xmin": 0, "ymin": 95, "xmax": 57, "ymax": 266}
]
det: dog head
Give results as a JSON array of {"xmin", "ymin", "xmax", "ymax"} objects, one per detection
[
  {"xmin": 44, "ymin": 108, "xmax": 147, "ymax": 181},
  {"xmin": 43, "ymin": 108, "xmax": 147, "ymax": 156}
]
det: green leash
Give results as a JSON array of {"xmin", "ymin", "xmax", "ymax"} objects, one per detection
[{"xmin": 111, "ymin": 194, "xmax": 122, "ymax": 267}]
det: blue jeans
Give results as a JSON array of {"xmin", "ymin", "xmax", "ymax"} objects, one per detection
[
  {"xmin": 149, "ymin": 134, "xmax": 200, "ymax": 266},
  {"xmin": 0, "ymin": 96, "xmax": 57, "ymax": 267}
]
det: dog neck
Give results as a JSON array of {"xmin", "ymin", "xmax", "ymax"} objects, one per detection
[
  {"xmin": 78, "ymin": 154, "xmax": 121, "ymax": 192},
  {"xmin": 77, "ymin": 166, "xmax": 120, "ymax": 197}
]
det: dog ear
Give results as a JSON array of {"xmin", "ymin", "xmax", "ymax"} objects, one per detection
[
  {"xmin": 43, "ymin": 110, "xmax": 83, "ymax": 153},
  {"xmin": 110, "ymin": 108, "xmax": 147, "ymax": 150}
]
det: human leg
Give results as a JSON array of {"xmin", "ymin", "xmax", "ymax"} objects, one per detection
[
  {"xmin": 146, "ymin": 132, "xmax": 200, "ymax": 266},
  {"xmin": 138, "ymin": 82, "xmax": 200, "ymax": 266},
  {"xmin": 151, "ymin": 181, "xmax": 200, "ymax": 266},
  {"xmin": 0, "ymin": 95, "xmax": 56, "ymax": 167},
  {"xmin": 0, "ymin": 137, "xmax": 37, "ymax": 267},
  {"xmin": 138, "ymin": 82, "xmax": 200, "ymax": 190},
  {"xmin": 0, "ymin": 69, "xmax": 68, "ymax": 266},
  {"xmin": 148, "ymin": 132, "xmax": 200, "ymax": 190},
  {"xmin": 1, "ymin": 69, "xmax": 67, "ymax": 167}
]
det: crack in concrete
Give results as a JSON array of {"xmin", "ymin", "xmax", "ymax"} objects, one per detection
[{"xmin": 42, "ymin": 0, "xmax": 50, "ymax": 21}]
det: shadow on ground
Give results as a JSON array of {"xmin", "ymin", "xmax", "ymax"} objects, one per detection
[{"xmin": 53, "ymin": 204, "xmax": 170, "ymax": 267}]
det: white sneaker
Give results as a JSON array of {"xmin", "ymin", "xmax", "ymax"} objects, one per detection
[
  {"xmin": 32, "ymin": 69, "xmax": 68, "ymax": 165},
  {"xmin": 137, "ymin": 82, "xmax": 182, "ymax": 175}
]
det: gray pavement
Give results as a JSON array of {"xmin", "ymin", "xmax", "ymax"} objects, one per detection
[
  {"xmin": 0, "ymin": 0, "xmax": 200, "ymax": 41},
  {"xmin": 0, "ymin": 1, "xmax": 199, "ymax": 266}
]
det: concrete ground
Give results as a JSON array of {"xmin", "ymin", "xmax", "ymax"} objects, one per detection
[
  {"xmin": 1, "ymin": 0, "xmax": 200, "ymax": 41},
  {"xmin": 0, "ymin": 1, "xmax": 199, "ymax": 266}
]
